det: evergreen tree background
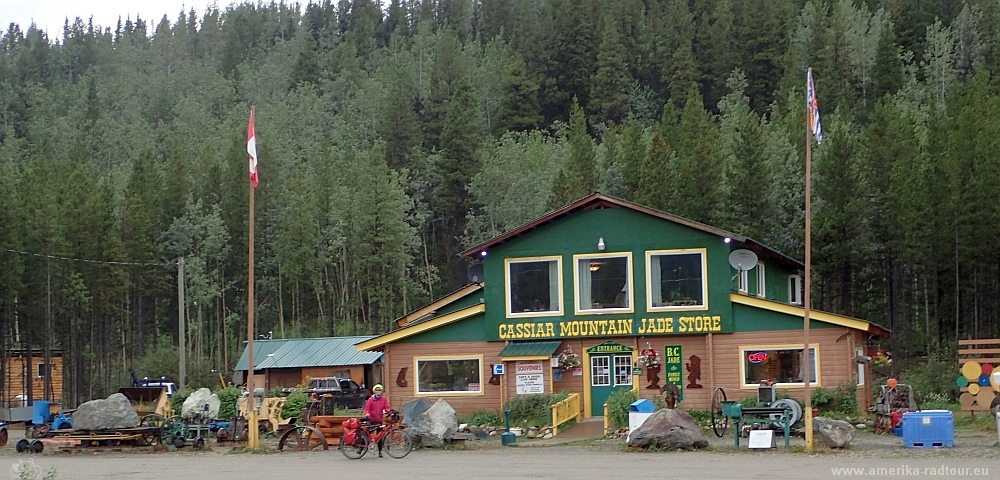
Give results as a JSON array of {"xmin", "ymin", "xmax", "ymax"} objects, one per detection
[{"xmin": 1, "ymin": 0, "xmax": 998, "ymax": 402}]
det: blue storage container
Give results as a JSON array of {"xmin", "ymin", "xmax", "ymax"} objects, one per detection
[
  {"xmin": 892, "ymin": 426, "xmax": 902, "ymax": 437},
  {"xmin": 902, "ymin": 410, "xmax": 953, "ymax": 448},
  {"xmin": 629, "ymin": 399, "xmax": 655, "ymax": 413}
]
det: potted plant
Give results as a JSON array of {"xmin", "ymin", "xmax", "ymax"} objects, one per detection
[{"xmin": 557, "ymin": 347, "xmax": 580, "ymax": 371}]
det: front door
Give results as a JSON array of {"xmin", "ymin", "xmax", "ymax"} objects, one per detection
[{"xmin": 589, "ymin": 354, "xmax": 633, "ymax": 417}]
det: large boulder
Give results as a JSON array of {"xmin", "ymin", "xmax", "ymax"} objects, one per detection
[
  {"xmin": 182, "ymin": 388, "xmax": 220, "ymax": 419},
  {"xmin": 399, "ymin": 397, "xmax": 432, "ymax": 426},
  {"xmin": 404, "ymin": 398, "xmax": 458, "ymax": 447},
  {"xmin": 73, "ymin": 393, "xmax": 139, "ymax": 431},
  {"xmin": 627, "ymin": 409, "xmax": 709, "ymax": 450},
  {"xmin": 813, "ymin": 416, "xmax": 856, "ymax": 448}
]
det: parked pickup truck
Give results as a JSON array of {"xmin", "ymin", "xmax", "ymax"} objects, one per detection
[{"xmin": 304, "ymin": 377, "xmax": 370, "ymax": 409}]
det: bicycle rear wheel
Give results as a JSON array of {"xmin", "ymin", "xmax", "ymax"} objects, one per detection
[
  {"xmin": 340, "ymin": 431, "xmax": 369, "ymax": 460},
  {"xmin": 384, "ymin": 429, "xmax": 413, "ymax": 459}
]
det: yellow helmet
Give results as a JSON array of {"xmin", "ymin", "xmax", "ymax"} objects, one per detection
[{"xmin": 373, "ymin": 384, "xmax": 384, "ymax": 392}]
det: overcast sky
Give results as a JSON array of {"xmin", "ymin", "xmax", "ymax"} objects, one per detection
[{"xmin": 0, "ymin": 1, "xmax": 237, "ymax": 40}]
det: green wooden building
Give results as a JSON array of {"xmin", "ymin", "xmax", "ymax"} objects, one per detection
[{"xmin": 357, "ymin": 194, "xmax": 888, "ymax": 418}]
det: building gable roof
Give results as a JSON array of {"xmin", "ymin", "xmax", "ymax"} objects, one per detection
[
  {"xmin": 460, "ymin": 193, "xmax": 803, "ymax": 270},
  {"xmin": 730, "ymin": 293, "xmax": 890, "ymax": 337},
  {"xmin": 235, "ymin": 336, "xmax": 382, "ymax": 371},
  {"xmin": 356, "ymin": 304, "xmax": 486, "ymax": 352}
]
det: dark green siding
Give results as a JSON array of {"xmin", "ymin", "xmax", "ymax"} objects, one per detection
[
  {"xmin": 396, "ymin": 312, "xmax": 488, "ymax": 343},
  {"xmin": 481, "ymin": 208, "xmax": 734, "ymax": 340},
  {"xmin": 732, "ymin": 303, "xmax": 836, "ymax": 332}
]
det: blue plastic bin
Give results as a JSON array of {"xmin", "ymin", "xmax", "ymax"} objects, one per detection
[
  {"xmin": 892, "ymin": 426, "xmax": 902, "ymax": 437},
  {"xmin": 902, "ymin": 410, "xmax": 953, "ymax": 448},
  {"xmin": 629, "ymin": 399, "xmax": 655, "ymax": 413}
]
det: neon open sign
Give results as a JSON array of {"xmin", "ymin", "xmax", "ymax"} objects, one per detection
[{"xmin": 747, "ymin": 352, "xmax": 768, "ymax": 364}]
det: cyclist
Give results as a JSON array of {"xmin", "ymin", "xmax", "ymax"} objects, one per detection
[{"xmin": 362, "ymin": 384, "xmax": 391, "ymax": 457}]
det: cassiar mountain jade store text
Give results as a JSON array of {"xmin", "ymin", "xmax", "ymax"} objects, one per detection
[{"xmin": 497, "ymin": 315, "xmax": 723, "ymax": 339}]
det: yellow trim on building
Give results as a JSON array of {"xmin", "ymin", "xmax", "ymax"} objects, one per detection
[
  {"xmin": 355, "ymin": 304, "xmax": 486, "ymax": 351},
  {"xmin": 729, "ymin": 293, "xmax": 870, "ymax": 331},
  {"xmin": 738, "ymin": 343, "xmax": 822, "ymax": 389},
  {"xmin": 396, "ymin": 284, "xmax": 483, "ymax": 327},
  {"xmin": 412, "ymin": 354, "xmax": 486, "ymax": 397},
  {"xmin": 500, "ymin": 355, "xmax": 552, "ymax": 361}
]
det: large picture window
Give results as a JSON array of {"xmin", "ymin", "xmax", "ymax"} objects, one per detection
[
  {"xmin": 647, "ymin": 249, "xmax": 707, "ymax": 311},
  {"xmin": 506, "ymin": 257, "xmax": 563, "ymax": 317},
  {"xmin": 574, "ymin": 253, "xmax": 632, "ymax": 314},
  {"xmin": 415, "ymin": 357, "xmax": 484, "ymax": 395},
  {"xmin": 740, "ymin": 345, "xmax": 819, "ymax": 387}
]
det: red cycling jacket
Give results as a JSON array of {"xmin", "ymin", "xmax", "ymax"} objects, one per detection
[{"xmin": 363, "ymin": 394, "xmax": 391, "ymax": 422}]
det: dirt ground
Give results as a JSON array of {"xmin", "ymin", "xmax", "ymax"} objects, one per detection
[{"xmin": 1, "ymin": 427, "xmax": 997, "ymax": 480}]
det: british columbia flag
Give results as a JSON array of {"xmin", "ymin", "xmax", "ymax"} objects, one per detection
[{"xmin": 807, "ymin": 69, "xmax": 822, "ymax": 144}]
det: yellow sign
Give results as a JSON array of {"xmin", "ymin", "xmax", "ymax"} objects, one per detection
[{"xmin": 497, "ymin": 315, "xmax": 724, "ymax": 339}]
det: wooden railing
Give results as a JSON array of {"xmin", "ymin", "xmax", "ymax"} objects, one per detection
[{"xmin": 550, "ymin": 393, "xmax": 581, "ymax": 436}]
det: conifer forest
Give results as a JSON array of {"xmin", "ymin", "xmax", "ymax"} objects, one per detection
[{"xmin": 1, "ymin": 0, "xmax": 999, "ymax": 404}]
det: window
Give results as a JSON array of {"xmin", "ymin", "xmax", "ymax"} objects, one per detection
[
  {"xmin": 591, "ymin": 356, "xmax": 610, "ymax": 386},
  {"xmin": 613, "ymin": 356, "xmax": 633, "ymax": 386},
  {"xmin": 788, "ymin": 275, "xmax": 802, "ymax": 305},
  {"xmin": 415, "ymin": 357, "xmax": 483, "ymax": 395},
  {"xmin": 740, "ymin": 345, "xmax": 819, "ymax": 387},
  {"xmin": 756, "ymin": 263, "xmax": 766, "ymax": 298},
  {"xmin": 737, "ymin": 269, "xmax": 749, "ymax": 293},
  {"xmin": 574, "ymin": 253, "xmax": 633, "ymax": 314},
  {"xmin": 36, "ymin": 363, "xmax": 50, "ymax": 378},
  {"xmin": 647, "ymin": 249, "xmax": 707, "ymax": 311},
  {"xmin": 506, "ymin": 257, "xmax": 563, "ymax": 317}
]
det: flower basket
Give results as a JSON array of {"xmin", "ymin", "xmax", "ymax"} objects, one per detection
[
  {"xmin": 638, "ymin": 348, "xmax": 660, "ymax": 368},
  {"xmin": 557, "ymin": 349, "xmax": 580, "ymax": 371}
]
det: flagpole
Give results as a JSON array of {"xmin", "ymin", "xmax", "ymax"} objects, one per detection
[
  {"xmin": 247, "ymin": 105, "xmax": 259, "ymax": 449},
  {"xmin": 804, "ymin": 68, "xmax": 814, "ymax": 452}
]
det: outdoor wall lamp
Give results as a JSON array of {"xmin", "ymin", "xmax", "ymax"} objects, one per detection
[{"xmin": 597, "ymin": 237, "xmax": 605, "ymax": 251}]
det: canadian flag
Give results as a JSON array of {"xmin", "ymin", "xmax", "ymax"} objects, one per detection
[{"xmin": 247, "ymin": 109, "xmax": 258, "ymax": 187}]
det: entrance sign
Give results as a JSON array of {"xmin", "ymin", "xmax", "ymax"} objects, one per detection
[
  {"xmin": 586, "ymin": 341, "xmax": 634, "ymax": 354},
  {"xmin": 516, "ymin": 361, "xmax": 545, "ymax": 394},
  {"xmin": 665, "ymin": 345, "xmax": 683, "ymax": 400}
]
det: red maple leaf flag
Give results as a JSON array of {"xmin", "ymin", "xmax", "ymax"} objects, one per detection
[{"xmin": 247, "ymin": 109, "xmax": 258, "ymax": 187}]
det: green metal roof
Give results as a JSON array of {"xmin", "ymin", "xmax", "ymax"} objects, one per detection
[
  {"xmin": 497, "ymin": 341, "xmax": 563, "ymax": 358},
  {"xmin": 234, "ymin": 336, "xmax": 381, "ymax": 371}
]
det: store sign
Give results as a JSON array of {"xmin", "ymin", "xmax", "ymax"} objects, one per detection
[
  {"xmin": 516, "ymin": 361, "xmax": 545, "ymax": 394},
  {"xmin": 587, "ymin": 341, "xmax": 633, "ymax": 354},
  {"xmin": 497, "ymin": 315, "xmax": 726, "ymax": 340},
  {"xmin": 665, "ymin": 345, "xmax": 683, "ymax": 400},
  {"xmin": 748, "ymin": 352, "xmax": 768, "ymax": 364}
]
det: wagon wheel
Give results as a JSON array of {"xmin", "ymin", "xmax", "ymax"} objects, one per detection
[
  {"xmin": 711, "ymin": 387, "xmax": 729, "ymax": 438},
  {"xmin": 34, "ymin": 424, "xmax": 49, "ymax": 438},
  {"xmin": 160, "ymin": 415, "xmax": 186, "ymax": 446},
  {"xmin": 278, "ymin": 425, "xmax": 328, "ymax": 451}
]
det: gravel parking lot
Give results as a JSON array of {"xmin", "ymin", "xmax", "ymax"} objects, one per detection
[{"xmin": 1, "ymin": 427, "xmax": 997, "ymax": 479}]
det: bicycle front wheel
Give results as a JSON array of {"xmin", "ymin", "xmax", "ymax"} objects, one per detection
[
  {"xmin": 340, "ymin": 431, "xmax": 369, "ymax": 460},
  {"xmin": 385, "ymin": 430, "xmax": 413, "ymax": 459}
]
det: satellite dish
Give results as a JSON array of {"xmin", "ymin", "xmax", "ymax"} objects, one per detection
[
  {"xmin": 729, "ymin": 249, "xmax": 759, "ymax": 272},
  {"xmin": 467, "ymin": 264, "xmax": 484, "ymax": 284}
]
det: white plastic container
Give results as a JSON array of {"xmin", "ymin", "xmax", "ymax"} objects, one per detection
[{"xmin": 509, "ymin": 427, "xmax": 523, "ymax": 436}]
